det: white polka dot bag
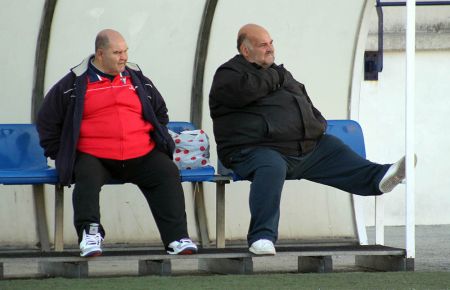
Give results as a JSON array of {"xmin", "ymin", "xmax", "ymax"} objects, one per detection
[{"xmin": 168, "ymin": 129, "xmax": 211, "ymax": 170}]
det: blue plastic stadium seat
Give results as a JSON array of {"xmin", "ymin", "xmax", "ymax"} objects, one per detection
[
  {"xmin": 326, "ymin": 119, "xmax": 366, "ymax": 158},
  {"xmin": 0, "ymin": 122, "xmax": 217, "ymax": 185},
  {"xmin": 0, "ymin": 124, "xmax": 58, "ymax": 185}
]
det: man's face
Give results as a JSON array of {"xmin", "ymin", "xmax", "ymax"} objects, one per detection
[
  {"xmin": 98, "ymin": 37, "xmax": 128, "ymax": 75},
  {"xmin": 243, "ymin": 30, "xmax": 275, "ymax": 68}
]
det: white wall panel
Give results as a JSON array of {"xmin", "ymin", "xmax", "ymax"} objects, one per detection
[
  {"xmin": 46, "ymin": 0, "xmax": 205, "ymax": 121},
  {"xmin": 0, "ymin": 0, "xmax": 45, "ymax": 123},
  {"xmin": 360, "ymin": 51, "xmax": 450, "ymax": 226},
  {"xmin": 0, "ymin": 0, "xmax": 45, "ymax": 247}
]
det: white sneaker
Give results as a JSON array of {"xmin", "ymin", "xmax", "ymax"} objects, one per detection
[
  {"xmin": 167, "ymin": 238, "xmax": 198, "ymax": 255},
  {"xmin": 249, "ymin": 239, "xmax": 276, "ymax": 255},
  {"xmin": 79, "ymin": 224, "xmax": 103, "ymax": 257},
  {"xmin": 379, "ymin": 155, "xmax": 417, "ymax": 193}
]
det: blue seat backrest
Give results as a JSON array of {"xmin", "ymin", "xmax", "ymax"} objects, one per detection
[
  {"xmin": 0, "ymin": 122, "xmax": 195, "ymax": 171},
  {"xmin": 0, "ymin": 124, "xmax": 48, "ymax": 171},
  {"xmin": 218, "ymin": 119, "xmax": 367, "ymax": 180},
  {"xmin": 167, "ymin": 122, "xmax": 196, "ymax": 134},
  {"xmin": 326, "ymin": 120, "xmax": 366, "ymax": 158}
]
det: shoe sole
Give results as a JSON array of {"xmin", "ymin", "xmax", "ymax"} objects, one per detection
[
  {"xmin": 167, "ymin": 247, "xmax": 198, "ymax": 255},
  {"xmin": 177, "ymin": 249, "xmax": 197, "ymax": 255},
  {"xmin": 249, "ymin": 248, "xmax": 276, "ymax": 255},
  {"xmin": 80, "ymin": 250, "xmax": 102, "ymax": 257}
]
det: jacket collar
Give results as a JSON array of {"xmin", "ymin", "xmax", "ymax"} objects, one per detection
[
  {"xmin": 71, "ymin": 54, "xmax": 142, "ymax": 77},
  {"xmin": 235, "ymin": 54, "xmax": 264, "ymax": 70}
]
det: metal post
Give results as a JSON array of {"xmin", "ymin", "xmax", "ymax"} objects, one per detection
[
  {"xmin": 405, "ymin": 0, "xmax": 416, "ymax": 261},
  {"xmin": 375, "ymin": 197, "xmax": 385, "ymax": 245},
  {"xmin": 376, "ymin": 0, "xmax": 384, "ymax": 72}
]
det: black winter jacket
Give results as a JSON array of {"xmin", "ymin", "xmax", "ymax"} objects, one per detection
[
  {"xmin": 209, "ymin": 55, "xmax": 327, "ymax": 167},
  {"xmin": 36, "ymin": 55, "xmax": 175, "ymax": 186}
]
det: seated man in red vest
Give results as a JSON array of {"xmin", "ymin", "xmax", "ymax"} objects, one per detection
[{"xmin": 37, "ymin": 29, "xmax": 197, "ymax": 257}]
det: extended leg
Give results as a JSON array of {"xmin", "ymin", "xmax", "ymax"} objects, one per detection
[{"xmin": 291, "ymin": 135, "xmax": 390, "ymax": 196}]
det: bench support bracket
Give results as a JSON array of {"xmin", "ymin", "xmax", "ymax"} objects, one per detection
[
  {"xmin": 38, "ymin": 261, "xmax": 88, "ymax": 278},
  {"xmin": 138, "ymin": 259, "xmax": 171, "ymax": 276},
  {"xmin": 298, "ymin": 256, "xmax": 333, "ymax": 273},
  {"xmin": 199, "ymin": 257, "xmax": 253, "ymax": 274},
  {"xmin": 356, "ymin": 255, "xmax": 407, "ymax": 271}
]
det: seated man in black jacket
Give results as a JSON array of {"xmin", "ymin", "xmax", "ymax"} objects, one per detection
[{"xmin": 209, "ymin": 23, "xmax": 414, "ymax": 255}]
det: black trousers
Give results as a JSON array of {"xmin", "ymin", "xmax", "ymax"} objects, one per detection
[{"xmin": 72, "ymin": 149, "xmax": 189, "ymax": 247}]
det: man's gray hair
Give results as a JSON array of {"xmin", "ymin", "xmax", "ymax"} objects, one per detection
[
  {"xmin": 95, "ymin": 32, "xmax": 109, "ymax": 51},
  {"xmin": 237, "ymin": 34, "xmax": 253, "ymax": 53}
]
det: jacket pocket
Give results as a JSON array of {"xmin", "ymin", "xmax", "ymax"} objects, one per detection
[{"xmin": 214, "ymin": 111, "xmax": 268, "ymax": 145}]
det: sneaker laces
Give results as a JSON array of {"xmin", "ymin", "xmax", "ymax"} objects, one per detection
[
  {"xmin": 84, "ymin": 233, "xmax": 103, "ymax": 246},
  {"xmin": 179, "ymin": 238, "xmax": 193, "ymax": 245}
]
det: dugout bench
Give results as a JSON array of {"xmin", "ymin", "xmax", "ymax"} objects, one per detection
[{"xmin": 0, "ymin": 120, "xmax": 409, "ymax": 278}]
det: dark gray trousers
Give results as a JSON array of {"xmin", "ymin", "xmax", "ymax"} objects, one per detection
[{"xmin": 228, "ymin": 134, "xmax": 391, "ymax": 245}]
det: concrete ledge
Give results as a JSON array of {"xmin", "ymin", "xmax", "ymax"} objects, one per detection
[
  {"xmin": 38, "ymin": 261, "xmax": 88, "ymax": 278},
  {"xmin": 0, "ymin": 245, "xmax": 407, "ymax": 278},
  {"xmin": 199, "ymin": 257, "xmax": 253, "ymax": 274},
  {"xmin": 355, "ymin": 255, "xmax": 408, "ymax": 271},
  {"xmin": 298, "ymin": 256, "xmax": 333, "ymax": 273},
  {"xmin": 406, "ymin": 257, "xmax": 415, "ymax": 271},
  {"xmin": 138, "ymin": 259, "xmax": 171, "ymax": 276}
]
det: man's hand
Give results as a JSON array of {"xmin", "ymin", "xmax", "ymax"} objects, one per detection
[{"xmin": 270, "ymin": 64, "xmax": 287, "ymax": 87}]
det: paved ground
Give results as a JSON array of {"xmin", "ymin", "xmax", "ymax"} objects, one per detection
[
  {"xmin": 2, "ymin": 225, "xmax": 449, "ymax": 278},
  {"xmin": 366, "ymin": 225, "xmax": 450, "ymax": 272}
]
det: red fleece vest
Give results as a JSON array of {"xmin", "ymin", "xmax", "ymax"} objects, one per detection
[{"xmin": 77, "ymin": 73, "xmax": 155, "ymax": 160}]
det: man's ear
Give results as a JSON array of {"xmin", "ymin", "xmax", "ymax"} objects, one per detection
[
  {"xmin": 240, "ymin": 44, "xmax": 249, "ymax": 58},
  {"xmin": 95, "ymin": 49, "xmax": 103, "ymax": 60}
]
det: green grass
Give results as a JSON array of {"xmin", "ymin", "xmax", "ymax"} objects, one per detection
[{"xmin": 1, "ymin": 272, "xmax": 450, "ymax": 290}]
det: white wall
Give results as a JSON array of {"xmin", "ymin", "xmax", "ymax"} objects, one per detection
[
  {"xmin": 0, "ymin": 0, "xmax": 46, "ymax": 247},
  {"xmin": 357, "ymin": 5, "xmax": 450, "ymax": 226},
  {"xmin": 360, "ymin": 51, "xmax": 450, "ymax": 226},
  {"xmin": 0, "ymin": 0, "xmax": 45, "ymax": 123}
]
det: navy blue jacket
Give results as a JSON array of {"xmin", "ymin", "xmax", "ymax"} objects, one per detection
[{"xmin": 36, "ymin": 55, "xmax": 175, "ymax": 186}]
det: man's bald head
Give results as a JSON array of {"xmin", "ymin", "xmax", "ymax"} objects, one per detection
[
  {"xmin": 237, "ymin": 24, "xmax": 269, "ymax": 53},
  {"xmin": 93, "ymin": 29, "xmax": 128, "ymax": 75},
  {"xmin": 95, "ymin": 29, "xmax": 125, "ymax": 52},
  {"xmin": 236, "ymin": 24, "xmax": 275, "ymax": 68}
]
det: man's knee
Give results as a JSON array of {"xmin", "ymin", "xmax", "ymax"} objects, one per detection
[
  {"xmin": 232, "ymin": 148, "xmax": 287, "ymax": 180},
  {"xmin": 255, "ymin": 150, "xmax": 287, "ymax": 178},
  {"xmin": 74, "ymin": 153, "xmax": 106, "ymax": 180}
]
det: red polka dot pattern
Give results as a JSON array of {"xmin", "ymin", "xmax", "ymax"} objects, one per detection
[{"xmin": 168, "ymin": 129, "xmax": 211, "ymax": 170}]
